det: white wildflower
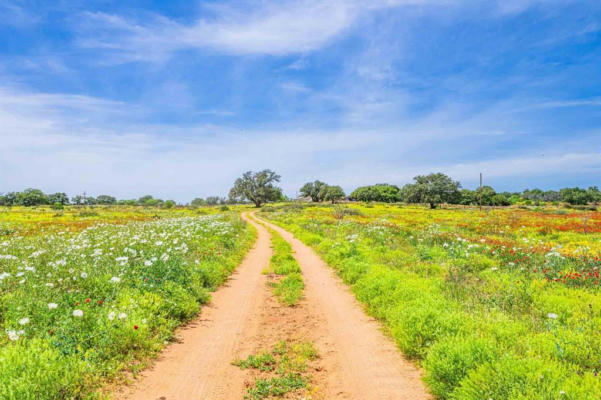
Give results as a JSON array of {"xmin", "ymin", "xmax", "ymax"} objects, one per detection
[
  {"xmin": 48, "ymin": 303, "xmax": 58, "ymax": 310},
  {"xmin": 73, "ymin": 309, "xmax": 84, "ymax": 317}
]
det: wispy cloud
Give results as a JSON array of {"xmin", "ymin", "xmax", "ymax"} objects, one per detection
[
  {"xmin": 1, "ymin": 85, "xmax": 599, "ymax": 200},
  {"xmin": 72, "ymin": 0, "xmax": 449, "ymax": 63}
]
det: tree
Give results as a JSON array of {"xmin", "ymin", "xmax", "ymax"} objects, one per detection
[
  {"xmin": 0, "ymin": 192, "xmax": 17, "ymax": 206},
  {"xmin": 138, "ymin": 195, "xmax": 162, "ymax": 206},
  {"xmin": 190, "ymin": 198, "xmax": 206, "ymax": 207},
  {"xmin": 560, "ymin": 187, "xmax": 591, "ymax": 205},
  {"xmin": 403, "ymin": 173, "xmax": 461, "ymax": 208},
  {"xmin": 322, "ymin": 185, "xmax": 345, "ymax": 204},
  {"xmin": 48, "ymin": 192, "xmax": 69, "ymax": 205},
  {"xmin": 96, "ymin": 195, "xmax": 117, "ymax": 205},
  {"xmin": 164, "ymin": 200, "xmax": 176, "ymax": 209},
  {"xmin": 350, "ymin": 184, "xmax": 401, "ymax": 203},
  {"xmin": 542, "ymin": 190, "xmax": 560, "ymax": 202},
  {"xmin": 229, "ymin": 169, "xmax": 282, "ymax": 207},
  {"xmin": 459, "ymin": 189, "xmax": 477, "ymax": 205},
  {"xmin": 299, "ymin": 181, "xmax": 327, "ymax": 202},
  {"xmin": 587, "ymin": 186, "xmax": 601, "ymax": 203},
  {"xmin": 205, "ymin": 196, "xmax": 221, "ymax": 205},
  {"xmin": 72, "ymin": 195, "xmax": 85, "ymax": 205},
  {"xmin": 477, "ymin": 186, "xmax": 496, "ymax": 206},
  {"xmin": 15, "ymin": 188, "xmax": 48, "ymax": 206}
]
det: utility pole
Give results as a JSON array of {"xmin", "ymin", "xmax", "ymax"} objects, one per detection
[{"xmin": 479, "ymin": 173, "xmax": 482, "ymax": 211}]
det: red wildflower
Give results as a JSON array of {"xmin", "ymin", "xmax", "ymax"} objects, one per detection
[{"xmin": 133, "ymin": 325, "xmax": 139, "ymax": 330}]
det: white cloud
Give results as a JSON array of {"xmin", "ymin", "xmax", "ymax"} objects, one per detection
[
  {"xmin": 73, "ymin": 0, "xmax": 449, "ymax": 62},
  {"xmin": 1, "ymin": 85, "xmax": 599, "ymax": 201}
]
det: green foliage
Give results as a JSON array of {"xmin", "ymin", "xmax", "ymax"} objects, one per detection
[
  {"xmin": 262, "ymin": 204, "xmax": 601, "ymax": 400},
  {"xmin": 350, "ymin": 184, "xmax": 400, "ymax": 203},
  {"xmin": 401, "ymin": 173, "xmax": 461, "ymax": 208},
  {"xmin": 321, "ymin": 185, "xmax": 345, "ymax": 203},
  {"xmin": 560, "ymin": 187, "xmax": 598, "ymax": 205},
  {"xmin": 229, "ymin": 169, "xmax": 283, "ymax": 207},
  {"xmin": 95, "ymin": 195, "xmax": 117, "ymax": 205},
  {"xmin": 234, "ymin": 341, "xmax": 317, "ymax": 400},
  {"xmin": 265, "ymin": 227, "xmax": 303, "ymax": 306},
  {"xmin": 234, "ymin": 352, "xmax": 276, "ymax": 371},
  {"xmin": 299, "ymin": 180, "xmax": 327, "ymax": 202},
  {"xmin": 273, "ymin": 273, "xmax": 304, "ymax": 306},
  {"xmin": 15, "ymin": 188, "xmax": 49, "ymax": 206},
  {"xmin": 190, "ymin": 197, "xmax": 207, "ymax": 207},
  {"xmin": 0, "ymin": 213, "xmax": 255, "ymax": 399}
]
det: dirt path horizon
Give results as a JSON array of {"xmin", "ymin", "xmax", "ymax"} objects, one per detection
[{"xmin": 113, "ymin": 211, "xmax": 430, "ymax": 400}]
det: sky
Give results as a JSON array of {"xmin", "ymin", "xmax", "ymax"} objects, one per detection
[{"xmin": 0, "ymin": 0, "xmax": 600, "ymax": 202}]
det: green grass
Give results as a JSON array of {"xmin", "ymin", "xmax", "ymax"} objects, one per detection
[
  {"xmin": 263, "ymin": 227, "xmax": 304, "ymax": 306},
  {"xmin": 0, "ymin": 212, "xmax": 256, "ymax": 400},
  {"xmin": 272, "ymin": 273, "xmax": 304, "ymax": 306},
  {"xmin": 233, "ymin": 341, "xmax": 318, "ymax": 400},
  {"xmin": 260, "ymin": 204, "xmax": 601, "ymax": 400}
]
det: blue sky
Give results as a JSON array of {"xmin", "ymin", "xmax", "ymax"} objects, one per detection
[{"xmin": 0, "ymin": 0, "xmax": 600, "ymax": 201}]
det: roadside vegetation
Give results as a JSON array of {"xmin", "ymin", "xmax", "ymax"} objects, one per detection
[
  {"xmin": 0, "ymin": 208, "xmax": 255, "ymax": 399},
  {"xmin": 263, "ymin": 226, "xmax": 304, "ymax": 306},
  {"xmin": 233, "ymin": 341, "xmax": 318, "ymax": 400},
  {"xmin": 261, "ymin": 203, "xmax": 601, "ymax": 399}
]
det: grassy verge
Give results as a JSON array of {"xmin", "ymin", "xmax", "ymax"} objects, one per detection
[
  {"xmin": 0, "ymin": 212, "xmax": 256, "ymax": 400},
  {"xmin": 260, "ymin": 204, "xmax": 601, "ymax": 400},
  {"xmin": 263, "ymin": 226, "xmax": 304, "ymax": 306},
  {"xmin": 233, "ymin": 341, "xmax": 318, "ymax": 400}
]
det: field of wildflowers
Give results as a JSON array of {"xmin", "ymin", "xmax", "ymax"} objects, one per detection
[
  {"xmin": 0, "ymin": 206, "xmax": 255, "ymax": 399},
  {"xmin": 261, "ymin": 203, "xmax": 601, "ymax": 399}
]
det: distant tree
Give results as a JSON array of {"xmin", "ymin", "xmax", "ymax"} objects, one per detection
[
  {"xmin": 96, "ymin": 195, "xmax": 117, "ymax": 205},
  {"xmin": 15, "ymin": 188, "xmax": 48, "ymax": 206},
  {"xmin": 477, "ymin": 186, "xmax": 496, "ymax": 206},
  {"xmin": 164, "ymin": 200, "xmax": 176, "ymax": 209},
  {"xmin": 350, "ymin": 184, "xmax": 401, "ymax": 203},
  {"xmin": 190, "ymin": 198, "xmax": 207, "ymax": 207},
  {"xmin": 229, "ymin": 169, "xmax": 282, "ymax": 207},
  {"xmin": 299, "ymin": 181, "xmax": 327, "ymax": 202},
  {"xmin": 403, "ymin": 173, "xmax": 461, "ymax": 209},
  {"xmin": 491, "ymin": 194, "xmax": 511, "ymax": 206},
  {"xmin": 560, "ymin": 187, "xmax": 591, "ymax": 205},
  {"xmin": 138, "ymin": 195, "xmax": 162, "ymax": 206},
  {"xmin": 205, "ymin": 196, "xmax": 221, "ymax": 205},
  {"xmin": 118, "ymin": 199, "xmax": 137, "ymax": 206},
  {"xmin": 522, "ymin": 188, "xmax": 544, "ymax": 201},
  {"xmin": 587, "ymin": 186, "xmax": 601, "ymax": 203},
  {"xmin": 459, "ymin": 189, "xmax": 477, "ymax": 205},
  {"xmin": 542, "ymin": 190, "xmax": 561, "ymax": 202},
  {"xmin": 84, "ymin": 196, "xmax": 97, "ymax": 205},
  {"xmin": 48, "ymin": 192, "xmax": 69, "ymax": 205},
  {"xmin": 0, "ymin": 192, "xmax": 17, "ymax": 206},
  {"xmin": 71, "ymin": 195, "xmax": 85, "ymax": 205},
  {"xmin": 321, "ymin": 185, "xmax": 345, "ymax": 204}
]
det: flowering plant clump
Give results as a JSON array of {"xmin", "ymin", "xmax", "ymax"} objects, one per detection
[
  {"xmin": 261, "ymin": 203, "xmax": 601, "ymax": 399},
  {"xmin": 0, "ymin": 209, "xmax": 255, "ymax": 399}
]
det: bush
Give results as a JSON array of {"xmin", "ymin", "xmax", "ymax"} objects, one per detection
[{"xmin": 424, "ymin": 336, "xmax": 500, "ymax": 398}]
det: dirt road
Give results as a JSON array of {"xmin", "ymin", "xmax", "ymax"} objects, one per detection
[{"xmin": 115, "ymin": 212, "xmax": 430, "ymax": 400}]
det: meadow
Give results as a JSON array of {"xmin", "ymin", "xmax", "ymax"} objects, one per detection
[
  {"xmin": 260, "ymin": 203, "xmax": 601, "ymax": 399},
  {"xmin": 0, "ymin": 206, "xmax": 255, "ymax": 399}
]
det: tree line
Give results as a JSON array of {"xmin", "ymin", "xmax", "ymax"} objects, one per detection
[
  {"xmin": 2, "ymin": 171, "xmax": 599, "ymax": 208},
  {"xmin": 347, "ymin": 174, "xmax": 601, "ymax": 208}
]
